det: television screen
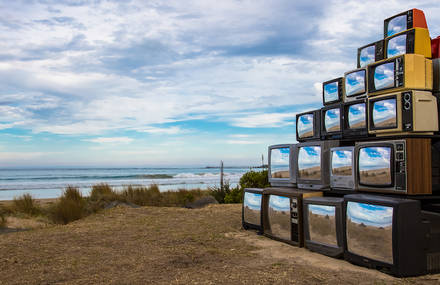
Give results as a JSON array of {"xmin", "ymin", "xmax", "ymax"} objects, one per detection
[
  {"xmin": 359, "ymin": 45, "xmax": 376, "ymax": 67},
  {"xmin": 243, "ymin": 192, "xmax": 262, "ymax": 226},
  {"xmin": 298, "ymin": 146, "xmax": 321, "ymax": 180},
  {"xmin": 331, "ymin": 149, "xmax": 352, "ymax": 176},
  {"xmin": 372, "ymin": 98, "xmax": 397, "ymax": 128},
  {"xmin": 387, "ymin": 33, "xmax": 406, "ymax": 58},
  {"xmin": 324, "ymin": 81, "xmax": 339, "ymax": 104},
  {"xmin": 345, "ymin": 70, "xmax": 366, "ymax": 97},
  {"xmin": 308, "ymin": 204, "xmax": 337, "ymax": 246},
  {"xmin": 348, "ymin": 103, "xmax": 366, "ymax": 129},
  {"xmin": 346, "ymin": 201, "xmax": 394, "ymax": 264},
  {"xmin": 358, "ymin": 146, "xmax": 392, "ymax": 185},
  {"xmin": 268, "ymin": 195, "xmax": 291, "ymax": 240},
  {"xmin": 270, "ymin": 147, "xmax": 290, "ymax": 178},
  {"xmin": 324, "ymin": 108, "xmax": 340, "ymax": 132},
  {"xmin": 297, "ymin": 114, "xmax": 314, "ymax": 138},
  {"xmin": 387, "ymin": 15, "xmax": 406, "ymax": 37},
  {"xmin": 373, "ymin": 62, "xmax": 395, "ymax": 91}
]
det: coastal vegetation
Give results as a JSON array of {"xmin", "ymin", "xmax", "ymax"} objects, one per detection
[{"xmin": 0, "ymin": 170, "xmax": 269, "ymax": 226}]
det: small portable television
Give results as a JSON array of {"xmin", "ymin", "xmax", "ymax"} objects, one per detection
[
  {"xmin": 355, "ymin": 138, "xmax": 433, "ymax": 195},
  {"xmin": 344, "ymin": 68, "xmax": 367, "ymax": 102},
  {"xmin": 262, "ymin": 187, "xmax": 322, "ymax": 247},
  {"xmin": 357, "ymin": 40, "xmax": 385, "ymax": 68},
  {"xmin": 385, "ymin": 28, "xmax": 431, "ymax": 59},
  {"xmin": 295, "ymin": 140, "xmax": 339, "ymax": 190},
  {"xmin": 268, "ymin": 144, "xmax": 297, "ymax": 187},
  {"xmin": 344, "ymin": 194, "xmax": 440, "ymax": 277},
  {"xmin": 368, "ymin": 90, "xmax": 438, "ymax": 136},
  {"xmin": 367, "ymin": 54, "xmax": 432, "ymax": 96},
  {"xmin": 342, "ymin": 99, "xmax": 369, "ymax": 138},
  {"xmin": 303, "ymin": 197, "xmax": 345, "ymax": 258},
  {"xmin": 242, "ymin": 188, "xmax": 263, "ymax": 232},
  {"xmin": 296, "ymin": 110, "xmax": 321, "ymax": 142},
  {"xmin": 321, "ymin": 103, "xmax": 343, "ymax": 139},
  {"xmin": 330, "ymin": 146, "xmax": 356, "ymax": 190},
  {"xmin": 384, "ymin": 8, "xmax": 428, "ymax": 38},
  {"xmin": 322, "ymin": 77, "xmax": 343, "ymax": 105}
]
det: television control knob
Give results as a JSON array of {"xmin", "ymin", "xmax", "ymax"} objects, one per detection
[{"xmin": 404, "ymin": 102, "xmax": 411, "ymax": 110}]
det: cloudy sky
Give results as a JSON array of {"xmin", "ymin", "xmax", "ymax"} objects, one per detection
[{"xmin": 1, "ymin": 0, "xmax": 439, "ymax": 167}]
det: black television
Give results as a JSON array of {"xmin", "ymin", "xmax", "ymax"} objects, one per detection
[
  {"xmin": 321, "ymin": 103, "xmax": 343, "ymax": 140},
  {"xmin": 296, "ymin": 110, "xmax": 321, "ymax": 142},
  {"xmin": 242, "ymin": 188, "xmax": 263, "ymax": 232},
  {"xmin": 303, "ymin": 196, "xmax": 345, "ymax": 258},
  {"xmin": 330, "ymin": 146, "xmax": 356, "ymax": 190},
  {"xmin": 344, "ymin": 194, "xmax": 437, "ymax": 277},
  {"xmin": 342, "ymin": 99, "xmax": 369, "ymax": 138},
  {"xmin": 343, "ymin": 68, "xmax": 367, "ymax": 102},
  {"xmin": 268, "ymin": 144, "xmax": 297, "ymax": 187},
  {"xmin": 295, "ymin": 140, "xmax": 339, "ymax": 190},
  {"xmin": 322, "ymin": 77, "xmax": 343, "ymax": 106},
  {"xmin": 262, "ymin": 187, "xmax": 322, "ymax": 247},
  {"xmin": 357, "ymin": 40, "xmax": 385, "ymax": 68}
]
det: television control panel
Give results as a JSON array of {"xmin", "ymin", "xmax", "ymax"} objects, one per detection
[
  {"xmin": 395, "ymin": 56, "xmax": 404, "ymax": 88},
  {"xmin": 402, "ymin": 91, "xmax": 413, "ymax": 131},
  {"xmin": 394, "ymin": 140, "xmax": 407, "ymax": 191},
  {"xmin": 290, "ymin": 197, "xmax": 299, "ymax": 243}
]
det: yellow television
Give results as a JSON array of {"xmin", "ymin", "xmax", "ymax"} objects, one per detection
[
  {"xmin": 368, "ymin": 54, "xmax": 432, "ymax": 96},
  {"xmin": 385, "ymin": 28, "xmax": 431, "ymax": 59},
  {"xmin": 368, "ymin": 90, "xmax": 438, "ymax": 136}
]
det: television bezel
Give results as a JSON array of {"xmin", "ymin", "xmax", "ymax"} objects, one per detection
[
  {"xmin": 268, "ymin": 144, "xmax": 297, "ymax": 187},
  {"xmin": 368, "ymin": 55, "xmax": 402, "ymax": 94},
  {"xmin": 295, "ymin": 110, "xmax": 321, "ymax": 142},
  {"xmin": 344, "ymin": 67, "xmax": 367, "ymax": 102},
  {"xmin": 344, "ymin": 194, "xmax": 425, "ymax": 277},
  {"xmin": 383, "ymin": 9, "xmax": 427, "ymax": 38},
  {"xmin": 357, "ymin": 40, "xmax": 385, "ymax": 68},
  {"xmin": 295, "ymin": 140, "xmax": 339, "ymax": 190},
  {"xmin": 322, "ymin": 77, "xmax": 343, "ymax": 106},
  {"xmin": 342, "ymin": 99, "xmax": 369, "ymax": 138},
  {"xmin": 242, "ymin": 188, "xmax": 264, "ymax": 232},
  {"xmin": 385, "ymin": 28, "xmax": 417, "ymax": 59},
  {"xmin": 321, "ymin": 103, "xmax": 343, "ymax": 139},
  {"xmin": 368, "ymin": 94, "xmax": 399, "ymax": 131},
  {"xmin": 330, "ymin": 146, "xmax": 356, "ymax": 190},
  {"xmin": 356, "ymin": 142, "xmax": 395, "ymax": 188},
  {"xmin": 303, "ymin": 196, "xmax": 345, "ymax": 258}
]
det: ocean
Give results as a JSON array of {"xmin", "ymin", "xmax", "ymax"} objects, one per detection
[{"xmin": 0, "ymin": 167, "xmax": 253, "ymax": 200}]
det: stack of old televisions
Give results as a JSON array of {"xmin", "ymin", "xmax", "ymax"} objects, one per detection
[{"xmin": 242, "ymin": 8, "xmax": 440, "ymax": 277}]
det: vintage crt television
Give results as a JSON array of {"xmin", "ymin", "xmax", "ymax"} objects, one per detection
[
  {"xmin": 322, "ymin": 77, "xmax": 343, "ymax": 106},
  {"xmin": 432, "ymin": 36, "xmax": 440, "ymax": 59},
  {"xmin": 242, "ymin": 188, "xmax": 263, "ymax": 232},
  {"xmin": 342, "ymin": 99, "xmax": 368, "ymax": 138},
  {"xmin": 330, "ymin": 146, "xmax": 356, "ymax": 190},
  {"xmin": 385, "ymin": 28, "xmax": 431, "ymax": 59},
  {"xmin": 303, "ymin": 197, "xmax": 345, "ymax": 258},
  {"xmin": 320, "ymin": 103, "xmax": 343, "ymax": 139},
  {"xmin": 367, "ymin": 54, "xmax": 432, "ymax": 96},
  {"xmin": 434, "ymin": 58, "xmax": 440, "ymax": 92},
  {"xmin": 384, "ymin": 8, "xmax": 428, "ymax": 38},
  {"xmin": 355, "ymin": 138, "xmax": 433, "ymax": 195},
  {"xmin": 357, "ymin": 40, "xmax": 384, "ymax": 68},
  {"xmin": 268, "ymin": 144, "xmax": 297, "ymax": 187},
  {"xmin": 343, "ymin": 68, "xmax": 367, "ymax": 102},
  {"xmin": 296, "ymin": 110, "xmax": 321, "ymax": 142},
  {"xmin": 295, "ymin": 140, "xmax": 339, "ymax": 190},
  {"xmin": 262, "ymin": 187, "xmax": 322, "ymax": 247},
  {"xmin": 344, "ymin": 194, "xmax": 440, "ymax": 277},
  {"xmin": 368, "ymin": 90, "xmax": 438, "ymax": 136}
]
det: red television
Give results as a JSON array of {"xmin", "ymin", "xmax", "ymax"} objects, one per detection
[
  {"xmin": 432, "ymin": 36, "xmax": 440, "ymax": 59},
  {"xmin": 384, "ymin": 9, "xmax": 428, "ymax": 38}
]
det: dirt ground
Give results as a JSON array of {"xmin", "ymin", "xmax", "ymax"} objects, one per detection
[{"xmin": 1, "ymin": 204, "xmax": 440, "ymax": 284}]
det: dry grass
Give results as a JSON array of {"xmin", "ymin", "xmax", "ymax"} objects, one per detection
[
  {"xmin": 12, "ymin": 193, "xmax": 41, "ymax": 216},
  {"xmin": 1, "ymin": 204, "xmax": 437, "ymax": 284}
]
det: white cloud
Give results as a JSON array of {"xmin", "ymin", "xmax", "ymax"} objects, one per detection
[
  {"xmin": 85, "ymin": 137, "xmax": 134, "ymax": 144},
  {"xmin": 227, "ymin": 112, "xmax": 295, "ymax": 128}
]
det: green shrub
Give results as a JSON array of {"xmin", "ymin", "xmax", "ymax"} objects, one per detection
[
  {"xmin": 89, "ymin": 183, "xmax": 118, "ymax": 202},
  {"xmin": 210, "ymin": 182, "xmax": 235, "ymax": 204},
  {"xmin": 13, "ymin": 193, "xmax": 41, "ymax": 216},
  {"xmin": 49, "ymin": 186, "xmax": 87, "ymax": 224},
  {"xmin": 160, "ymin": 189, "xmax": 209, "ymax": 206},
  {"xmin": 223, "ymin": 170, "xmax": 270, "ymax": 204}
]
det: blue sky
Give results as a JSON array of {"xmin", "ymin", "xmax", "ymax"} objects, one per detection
[{"xmin": 1, "ymin": 1, "xmax": 440, "ymax": 167}]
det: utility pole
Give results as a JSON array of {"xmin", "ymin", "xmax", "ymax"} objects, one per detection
[
  {"xmin": 220, "ymin": 160, "xmax": 224, "ymax": 191},
  {"xmin": 261, "ymin": 154, "xmax": 264, "ymax": 169}
]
